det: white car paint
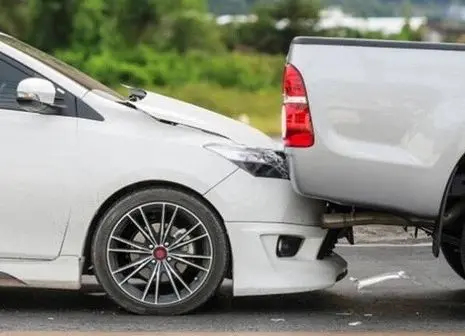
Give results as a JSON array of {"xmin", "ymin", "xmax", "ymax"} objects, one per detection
[
  {"xmin": 132, "ymin": 90, "xmax": 279, "ymax": 150},
  {"xmin": 0, "ymin": 33, "xmax": 347, "ymax": 303}
]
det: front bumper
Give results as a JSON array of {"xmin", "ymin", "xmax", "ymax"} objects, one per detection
[
  {"xmin": 205, "ymin": 169, "xmax": 348, "ymax": 296},
  {"xmin": 204, "ymin": 167, "xmax": 325, "ymax": 225},
  {"xmin": 225, "ymin": 222, "xmax": 348, "ymax": 296}
]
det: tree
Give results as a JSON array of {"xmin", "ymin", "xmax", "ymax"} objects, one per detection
[
  {"xmin": 70, "ymin": 0, "xmax": 108, "ymax": 53},
  {"xmin": 209, "ymin": 0, "xmax": 249, "ymax": 14},
  {"xmin": 395, "ymin": 21, "xmax": 423, "ymax": 41},
  {"xmin": 227, "ymin": 0, "xmax": 321, "ymax": 54},
  {"xmin": 0, "ymin": 0, "xmax": 28, "ymax": 39},
  {"xmin": 27, "ymin": 0, "xmax": 76, "ymax": 52},
  {"xmin": 107, "ymin": 0, "xmax": 160, "ymax": 48},
  {"xmin": 161, "ymin": 0, "xmax": 209, "ymax": 14},
  {"xmin": 266, "ymin": 0, "xmax": 320, "ymax": 23},
  {"xmin": 270, "ymin": 0, "xmax": 320, "ymax": 52},
  {"xmin": 168, "ymin": 11, "xmax": 225, "ymax": 53}
]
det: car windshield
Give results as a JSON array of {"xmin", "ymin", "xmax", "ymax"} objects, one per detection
[{"xmin": 0, "ymin": 34, "xmax": 125, "ymax": 101}]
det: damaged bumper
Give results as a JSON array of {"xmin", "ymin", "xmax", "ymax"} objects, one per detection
[
  {"xmin": 225, "ymin": 222, "xmax": 348, "ymax": 296},
  {"xmin": 205, "ymin": 168, "xmax": 348, "ymax": 296}
]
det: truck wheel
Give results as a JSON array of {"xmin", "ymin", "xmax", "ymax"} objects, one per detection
[
  {"xmin": 441, "ymin": 241, "xmax": 465, "ymax": 280},
  {"xmin": 91, "ymin": 187, "xmax": 229, "ymax": 315}
]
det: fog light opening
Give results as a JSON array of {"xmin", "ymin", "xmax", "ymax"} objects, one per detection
[{"xmin": 276, "ymin": 235, "xmax": 303, "ymax": 258}]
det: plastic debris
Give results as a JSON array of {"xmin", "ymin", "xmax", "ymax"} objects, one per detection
[
  {"xmin": 336, "ymin": 312, "xmax": 353, "ymax": 316},
  {"xmin": 348, "ymin": 321, "xmax": 362, "ymax": 326},
  {"xmin": 270, "ymin": 318, "xmax": 285, "ymax": 322},
  {"xmin": 350, "ymin": 270, "xmax": 420, "ymax": 291},
  {"xmin": 364, "ymin": 313, "xmax": 373, "ymax": 317}
]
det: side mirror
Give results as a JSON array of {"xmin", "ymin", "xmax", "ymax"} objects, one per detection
[{"xmin": 16, "ymin": 78, "xmax": 64, "ymax": 114}]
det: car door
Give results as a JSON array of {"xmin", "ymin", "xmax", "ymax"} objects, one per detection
[{"xmin": 0, "ymin": 55, "xmax": 77, "ymax": 260}]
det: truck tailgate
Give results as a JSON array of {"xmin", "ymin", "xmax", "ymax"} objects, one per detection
[{"xmin": 283, "ymin": 37, "xmax": 465, "ymax": 218}]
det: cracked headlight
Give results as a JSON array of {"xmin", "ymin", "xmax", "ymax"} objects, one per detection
[{"xmin": 204, "ymin": 143, "xmax": 289, "ymax": 179}]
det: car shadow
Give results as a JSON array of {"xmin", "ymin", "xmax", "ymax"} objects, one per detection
[
  {"xmin": 0, "ymin": 280, "xmax": 464, "ymax": 324},
  {"xmin": 205, "ymin": 285, "xmax": 465, "ymax": 319}
]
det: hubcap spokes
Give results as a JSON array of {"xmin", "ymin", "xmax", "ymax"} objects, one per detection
[{"xmin": 106, "ymin": 202, "xmax": 213, "ymax": 306}]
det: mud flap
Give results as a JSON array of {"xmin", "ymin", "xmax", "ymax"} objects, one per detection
[{"xmin": 433, "ymin": 165, "xmax": 458, "ymax": 257}]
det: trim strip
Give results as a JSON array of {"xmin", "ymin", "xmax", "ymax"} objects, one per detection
[{"xmin": 292, "ymin": 36, "xmax": 465, "ymax": 52}]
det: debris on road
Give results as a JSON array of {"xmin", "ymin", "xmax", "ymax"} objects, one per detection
[
  {"xmin": 364, "ymin": 313, "xmax": 373, "ymax": 317},
  {"xmin": 350, "ymin": 270, "xmax": 421, "ymax": 291},
  {"xmin": 336, "ymin": 311, "xmax": 353, "ymax": 316},
  {"xmin": 270, "ymin": 318, "xmax": 285, "ymax": 322},
  {"xmin": 348, "ymin": 321, "xmax": 362, "ymax": 326}
]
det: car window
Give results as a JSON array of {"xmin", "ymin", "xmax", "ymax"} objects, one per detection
[
  {"xmin": 0, "ymin": 34, "xmax": 125, "ymax": 101},
  {"xmin": 0, "ymin": 58, "xmax": 29, "ymax": 110}
]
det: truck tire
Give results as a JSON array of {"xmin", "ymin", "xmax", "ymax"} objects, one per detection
[{"xmin": 442, "ymin": 241, "xmax": 465, "ymax": 280}]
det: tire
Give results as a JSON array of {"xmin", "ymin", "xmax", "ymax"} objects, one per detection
[
  {"xmin": 441, "ymin": 241, "xmax": 465, "ymax": 280},
  {"xmin": 91, "ymin": 186, "xmax": 229, "ymax": 315}
]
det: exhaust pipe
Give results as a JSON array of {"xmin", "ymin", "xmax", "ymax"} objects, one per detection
[
  {"xmin": 323, "ymin": 199, "xmax": 465, "ymax": 229},
  {"xmin": 322, "ymin": 212, "xmax": 429, "ymax": 229}
]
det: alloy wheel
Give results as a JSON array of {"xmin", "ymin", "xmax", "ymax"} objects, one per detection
[{"xmin": 106, "ymin": 202, "xmax": 213, "ymax": 306}]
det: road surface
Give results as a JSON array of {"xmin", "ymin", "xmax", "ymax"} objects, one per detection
[{"xmin": 0, "ymin": 243, "xmax": 464, "ymax": 334}]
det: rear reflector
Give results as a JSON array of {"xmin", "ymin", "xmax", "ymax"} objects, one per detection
[{"xmin": 282, "ymin": 64, "xmax": 314, "ymax": 148}]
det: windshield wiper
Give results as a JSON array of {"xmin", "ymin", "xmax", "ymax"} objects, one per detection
[{"xmin": 121, "ymin": 84, "xmax": 146, "ymax": 102}]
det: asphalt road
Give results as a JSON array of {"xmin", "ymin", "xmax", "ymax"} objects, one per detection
[{"xmin": 0, "ymin": 244, "xmax": 464, "ymax": 333}]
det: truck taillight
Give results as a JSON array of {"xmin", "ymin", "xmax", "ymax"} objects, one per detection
[{"xmin": 282, "ymin": 64, "xmax": 314, "ymax": 148}]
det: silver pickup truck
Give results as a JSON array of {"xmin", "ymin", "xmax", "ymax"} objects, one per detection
[{"xmin": 282, "ymin": 36, "xmax": 465, "ymax": 278}]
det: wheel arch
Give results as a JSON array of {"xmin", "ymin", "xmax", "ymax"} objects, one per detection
[{"xmin": 81, "ymin": 180, "xmax": 232, "ymax": 278}]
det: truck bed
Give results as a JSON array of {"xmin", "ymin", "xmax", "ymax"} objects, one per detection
[{"xmin": 284, "ymin": 37, "xmax": 465, "ymax": 219}]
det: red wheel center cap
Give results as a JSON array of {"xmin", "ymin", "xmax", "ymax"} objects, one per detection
[{"xmin": 153, "ymin": 246, "xmax": 168, "ymax": 260}]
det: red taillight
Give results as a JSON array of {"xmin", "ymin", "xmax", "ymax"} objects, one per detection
[{"xmin": 282, "ymin": 64, "xmax": 314, "ymax": 148}]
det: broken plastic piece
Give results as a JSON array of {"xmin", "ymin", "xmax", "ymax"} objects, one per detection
[
  {"xmin": 348, "ymin": 321, "xmax": 362, "ymax": 326},
  {"xmin": 350, "ymin": 270, "xmax": 420, "ymax": 291}
]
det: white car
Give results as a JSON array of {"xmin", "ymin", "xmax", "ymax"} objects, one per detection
[{"xmin": 0, "ymin": 33, "xmax": 347, "ymax": 315}]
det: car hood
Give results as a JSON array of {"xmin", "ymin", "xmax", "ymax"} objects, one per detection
[{"xmin": 131, "ymin": 90, "xmax": 279, "ymax": 150}]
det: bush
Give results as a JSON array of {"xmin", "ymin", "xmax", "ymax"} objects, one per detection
[{"xmin": 54, "ymin": 46, "xmax": 286, "ymax": 92}]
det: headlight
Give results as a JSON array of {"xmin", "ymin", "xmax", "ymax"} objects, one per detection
[{"xmin": 204, "ymin": 143, "xmax": 289, "ymax": 179}]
